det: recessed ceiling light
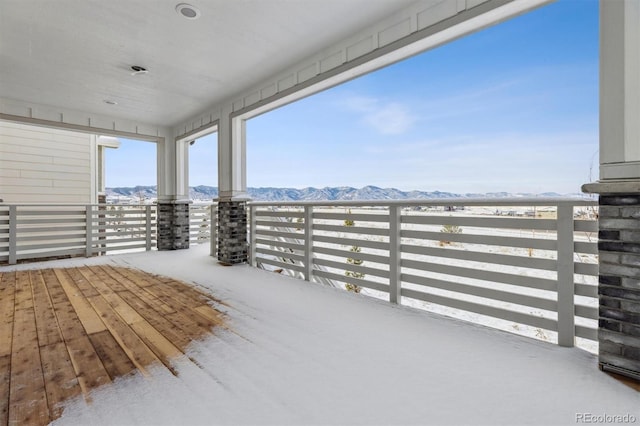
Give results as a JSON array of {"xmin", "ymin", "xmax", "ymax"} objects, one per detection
[
  {"xmin": 175, "ymin": 3, "xmax": 200, "ymax": 19},
  {"xmin": 104, "ymin": 100, "xmax": 118, "ymax": 105},
  {"xmin": 130, "ymin": 65, "xmax": 148, "ymax": 76}
]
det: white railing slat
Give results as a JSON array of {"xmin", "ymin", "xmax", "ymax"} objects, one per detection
[
  {"xmin": 313, "ymin": 246, "xmax": 389, "ymax": 265},
  {"xmin": 314, "ymin": 270, "xmax": 389, "ymax": 293},
  {"xmin": 313, "ymin": 234, "xmax": 389, "ymax": 250},
  {"xmin": 401, "ymin": 258, "xmax": 557, "ymax": 291},
  {"xmin": 313, "ymin": 223, "xmax": 390, "ymax": 236},
  {"xmin": 402, "ymin": 215, "xmax": 557, "ymax": 231},
  {"xmin": 255, "ymin": 238, "xmax": 305, "ymax": 252},
  {"xmin": 401, "ymin": 273, "xmax": 558, "ymax": 312},
  {"xmin": 401, "ymin": 244, "xmax": 557, "ymax": 271},
  {"xmin": 401, "ymin": 229, "xmax": 557, "ymax": 251},
  {"xmin": 312, "ymin": 212, "xmax": 390, "ymax": 222},
  {"xmin": 256, "ymin": 247, "xmax": 306, "ymax": 263},
  {"xmin": 314, "ymin": 258, "xmax": 390, "ymax": 279},
  {"xmin": 257, "ymin": 257, "xmax": 305, "ymax": 273},
  {"xmin": 401, "ymin": 288, "xmax": 558, "ymax": 331}
]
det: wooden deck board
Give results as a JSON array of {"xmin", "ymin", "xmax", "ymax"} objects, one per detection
[
  {"xmin": 9, "ymin": 292, "xmax": 49, "ymax": 426},
  {"xmin": 0, "ymin": 265, "xmax": 225, "ymax": 426},
  {"xmin": 0, "ymin": 355, "xmax": 10, "ymax": 426},
  {"xmin": 55, "ymin": 269, "xmax": 107, "ymax": 335},
  {"xmin": 44, "ymin": 269, "xmax": 112, "ymax": 396},
  {"xmin": 88, "ymin": 331, "xmax": 136, "ymax": 380},
  {"xmin": 30, "ymin": 270, "xmax": 63, "ymax": 347},
  {"xmin": 39, "ymin": 342, "xmax": 81, "ymax": 419},
  {"xmin": 0, "ymin": 272, "xmax": 16, "ymax": 358}
]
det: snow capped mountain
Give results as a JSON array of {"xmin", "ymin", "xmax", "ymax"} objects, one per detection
[{"xmin": 105, "ymin": 185, "xmax": 585, "ymax": 202}]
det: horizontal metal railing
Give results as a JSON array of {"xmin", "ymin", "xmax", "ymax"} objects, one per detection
[
  {"xmin": 248, "ymin": 198, "xmax": 599, "ymax": 350},
  {"xmin": 0, "ymin": 204, "xmax": 156, "ymax": 263}
]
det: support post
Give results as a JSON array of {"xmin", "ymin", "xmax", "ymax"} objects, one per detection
[
  {"xmin": 556, "ymin": 205, "xmax": 575, "ymax": 347},
  {"xmin": 216, "ymin": 109, "xmax": 249, "ymax": 265},
  {"xmin": 9, "ymin": 205, "xmax": 16, "ymax": 265},
  {"xmin": 85, "ymin": 205, "xmax": 93, "ymax": 257},
  {"xmin": 389, "ymin": 206, "xmax": 402, "ymax": 304},
  {"xmin": 157, "ymin": 200, "xmax": 190, "ymax": 250},
  {"xmin": 210, "ymin": 203, "xmax": 217, "ymax": 257},
  {"xmin": 248, "ymin": 204, "xmax": 257, "ymax": 266},
  {"xmin": 304, "ymin": 206, "xmax": 313, "ymax": 281},
  {"xmin": 217, "ymin": 199, "xmax": 248, "ymax": 265},
  {"xmin": 145, "ymin": 205, "xmax": 152, "ymax": 251},
  {"xmin": 580, "ymin": 0, "xmax": 640, "ymax": 381}
]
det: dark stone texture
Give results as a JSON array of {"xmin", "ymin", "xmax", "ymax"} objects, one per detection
[
  {"xmin": 599, "ymin": 262, "xmax": 640, "ymax": 278},
  {"xmin": 599, "ymin": 230, "xmax": 620, "ymax": 240},
  {"xmin": 600, "ymin": 297, "xmax": 621, "ymax": 309},
  {"xmin": 599, "ymin": 340, "xmax": 622, "ymax": 356},
  {"xmin": 599, "ymin": 318, "xmax": 621, "ymax": 332},
  {"xmin": 599, "ymin": 307, "xmax": 627, "ymax": 321},
  {"xmin": 599, "ymin": 206, "xmax": 621, "ymax": 218},
  {"xmin": 622, "ymin": 323, "xmax": 640, "ymax": 338},
  {"xmin": 599, "ymin": 286, "xmax": 640, "ymax": 301},
  {"xmin": 217, "ymin": 200, "xmax": 248, "ymax": 264},
  {"xmin": 622, "ymin": 278, "xmax": 640, "ymax": 290},
  {"xmin": 600, "ymin": 275, "xmax": 621, "ymax": 286},
  {"xmin": 621, "ymin": 207, "xmax": 640, "ymax": 219},
  {"xmin": 623, "ymin": 345, "xmax": 640, "ymax": 360},
  {"xmin": 600, "ymin": 195, "xmax": 640, "ymax": 206},
  {"xmin": 596, "ymin": 196, "xmax": 640, "ymax": 380},
  {"xmin": 598, "ymin": 241, "xmax": 640, "ymax": 255},
  {"xmin": 157, "ymin": 201, "xmax": 190, "ymax": 250},
  {"xmin": 621, "ymin": 254, "xmax": 640, "ymax": 267}
]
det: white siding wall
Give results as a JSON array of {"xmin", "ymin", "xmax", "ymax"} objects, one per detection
[{"xmin": 0, "ymin": 121, "xmax": 94, "ymax": 203}]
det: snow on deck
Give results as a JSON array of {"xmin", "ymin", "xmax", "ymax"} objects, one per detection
[{"xmin": 2, "ymin": 245, "xmax": 638, "ymax": 425}]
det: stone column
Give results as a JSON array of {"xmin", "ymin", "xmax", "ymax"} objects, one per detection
[
  {"xmin": 157, "ymin": 200, "xmax": 190, "ymax": 250},
  {"xmin": 216, "ymin": 199, "xmax": 248, "ymax": 264},
  {"xmin": 584, "ymin": 187, "xmax": 640, "ymax": 380}
]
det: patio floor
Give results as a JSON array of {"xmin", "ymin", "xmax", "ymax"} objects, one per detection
[
  {"xmin": 0, "ymin": 264, "xmax": 224, "ymax": 426},
  {"xmin": 1, "ymin": 245, "xmax": 639, "ymax": 425}
]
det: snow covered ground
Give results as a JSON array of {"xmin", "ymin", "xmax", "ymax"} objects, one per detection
[{"xmin": 2, "ymin": 245, "xmax": 637, "ymax": 425}]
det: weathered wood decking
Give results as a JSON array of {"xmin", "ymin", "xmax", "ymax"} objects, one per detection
[{"xmin": 0, "ymin": 265, "xmax": 224, "ymax": 426}]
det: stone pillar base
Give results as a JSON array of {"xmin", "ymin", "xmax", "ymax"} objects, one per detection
[
  {"xmin": 157, "ymin": 201, "xmax": 190, "ymax": 250},
  {"xmin": 584, "ymin": 182, "xmax": 640, "ymax": 382},
  {"xmin": 217, "ymin": 200, "xmax": 247, "ymax": 264}
]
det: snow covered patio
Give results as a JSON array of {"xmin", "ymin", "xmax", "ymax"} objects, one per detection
[{"xmin": 1, "ymin": 245, "xmax": 637, "ymax": 426}]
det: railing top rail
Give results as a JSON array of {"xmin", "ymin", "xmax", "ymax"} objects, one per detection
[
  {"xmin": 0, "ymin": 203, "xmax": 155, "ymax": 207},
  {"xmin": 248, "ymin": 197, "xmax": 597, "ymax": 208}
]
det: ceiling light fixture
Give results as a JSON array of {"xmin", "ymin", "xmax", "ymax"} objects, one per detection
[
  {"xmin": 175, "ymin": 3, "xmax": 200, "ymax": 19},
  {"xmin": 130, "ymin": 65, "xmax": 148, "ymax": 76},
  {"xmin": 104, "ymin": 100, "xmax": 118, "ymax": 105}
]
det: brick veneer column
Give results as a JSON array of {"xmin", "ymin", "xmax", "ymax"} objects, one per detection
[
  {"xmin": 157, "ymin": 201, "xmax": 190, "ymax": 250},
  {"xmin": 597, "ymin": 194, "xmax": 640, "ymax": 380},
  {"xmin": 217, "ymin": 200, "xmax": 247, "ymax": 264}
]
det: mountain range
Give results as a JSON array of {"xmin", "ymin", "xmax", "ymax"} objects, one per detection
[{"xmin": 105, "ymin": 185, "xmax": 586, "ymax": 201}]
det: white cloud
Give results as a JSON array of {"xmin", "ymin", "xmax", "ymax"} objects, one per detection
[
  {"xmin": 343, "ymin": 96, "xmax": 416, "ymax": 135},
  {"xmin": 364, "ymin": 102, "xmax": 415, "ymax": 135}
]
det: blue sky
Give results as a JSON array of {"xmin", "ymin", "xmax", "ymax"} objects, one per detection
[{"xmin": 108, "ymin": 0, "xmax": 598, "ymax": 194}]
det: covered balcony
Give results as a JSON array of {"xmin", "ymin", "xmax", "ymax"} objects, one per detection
[
  {"xmin": 1, "ymin": 0, "xmax": 640, "ymax": 424},
  {"xmin": 1, "ymin": 244, "xmax": 638, "ymax": 425}
]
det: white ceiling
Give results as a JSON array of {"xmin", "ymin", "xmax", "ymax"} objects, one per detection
[{"xmin": 0, "ymin": 0, "xmax": 418, "ymax": 127}]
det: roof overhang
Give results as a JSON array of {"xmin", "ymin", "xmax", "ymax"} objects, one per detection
[{"xmin": 0, "ymin": 0, "xmax": 553, "ymax": 139}]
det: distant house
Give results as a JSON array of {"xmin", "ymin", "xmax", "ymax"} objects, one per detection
[{"xmin": 0, "ymin": 121, "xmax": 119, "ymax": 204}]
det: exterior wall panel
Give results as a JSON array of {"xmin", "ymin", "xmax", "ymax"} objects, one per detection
[{"xmin": 0, "ymin": 121, "xmax": 93, "ymax": 203}]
